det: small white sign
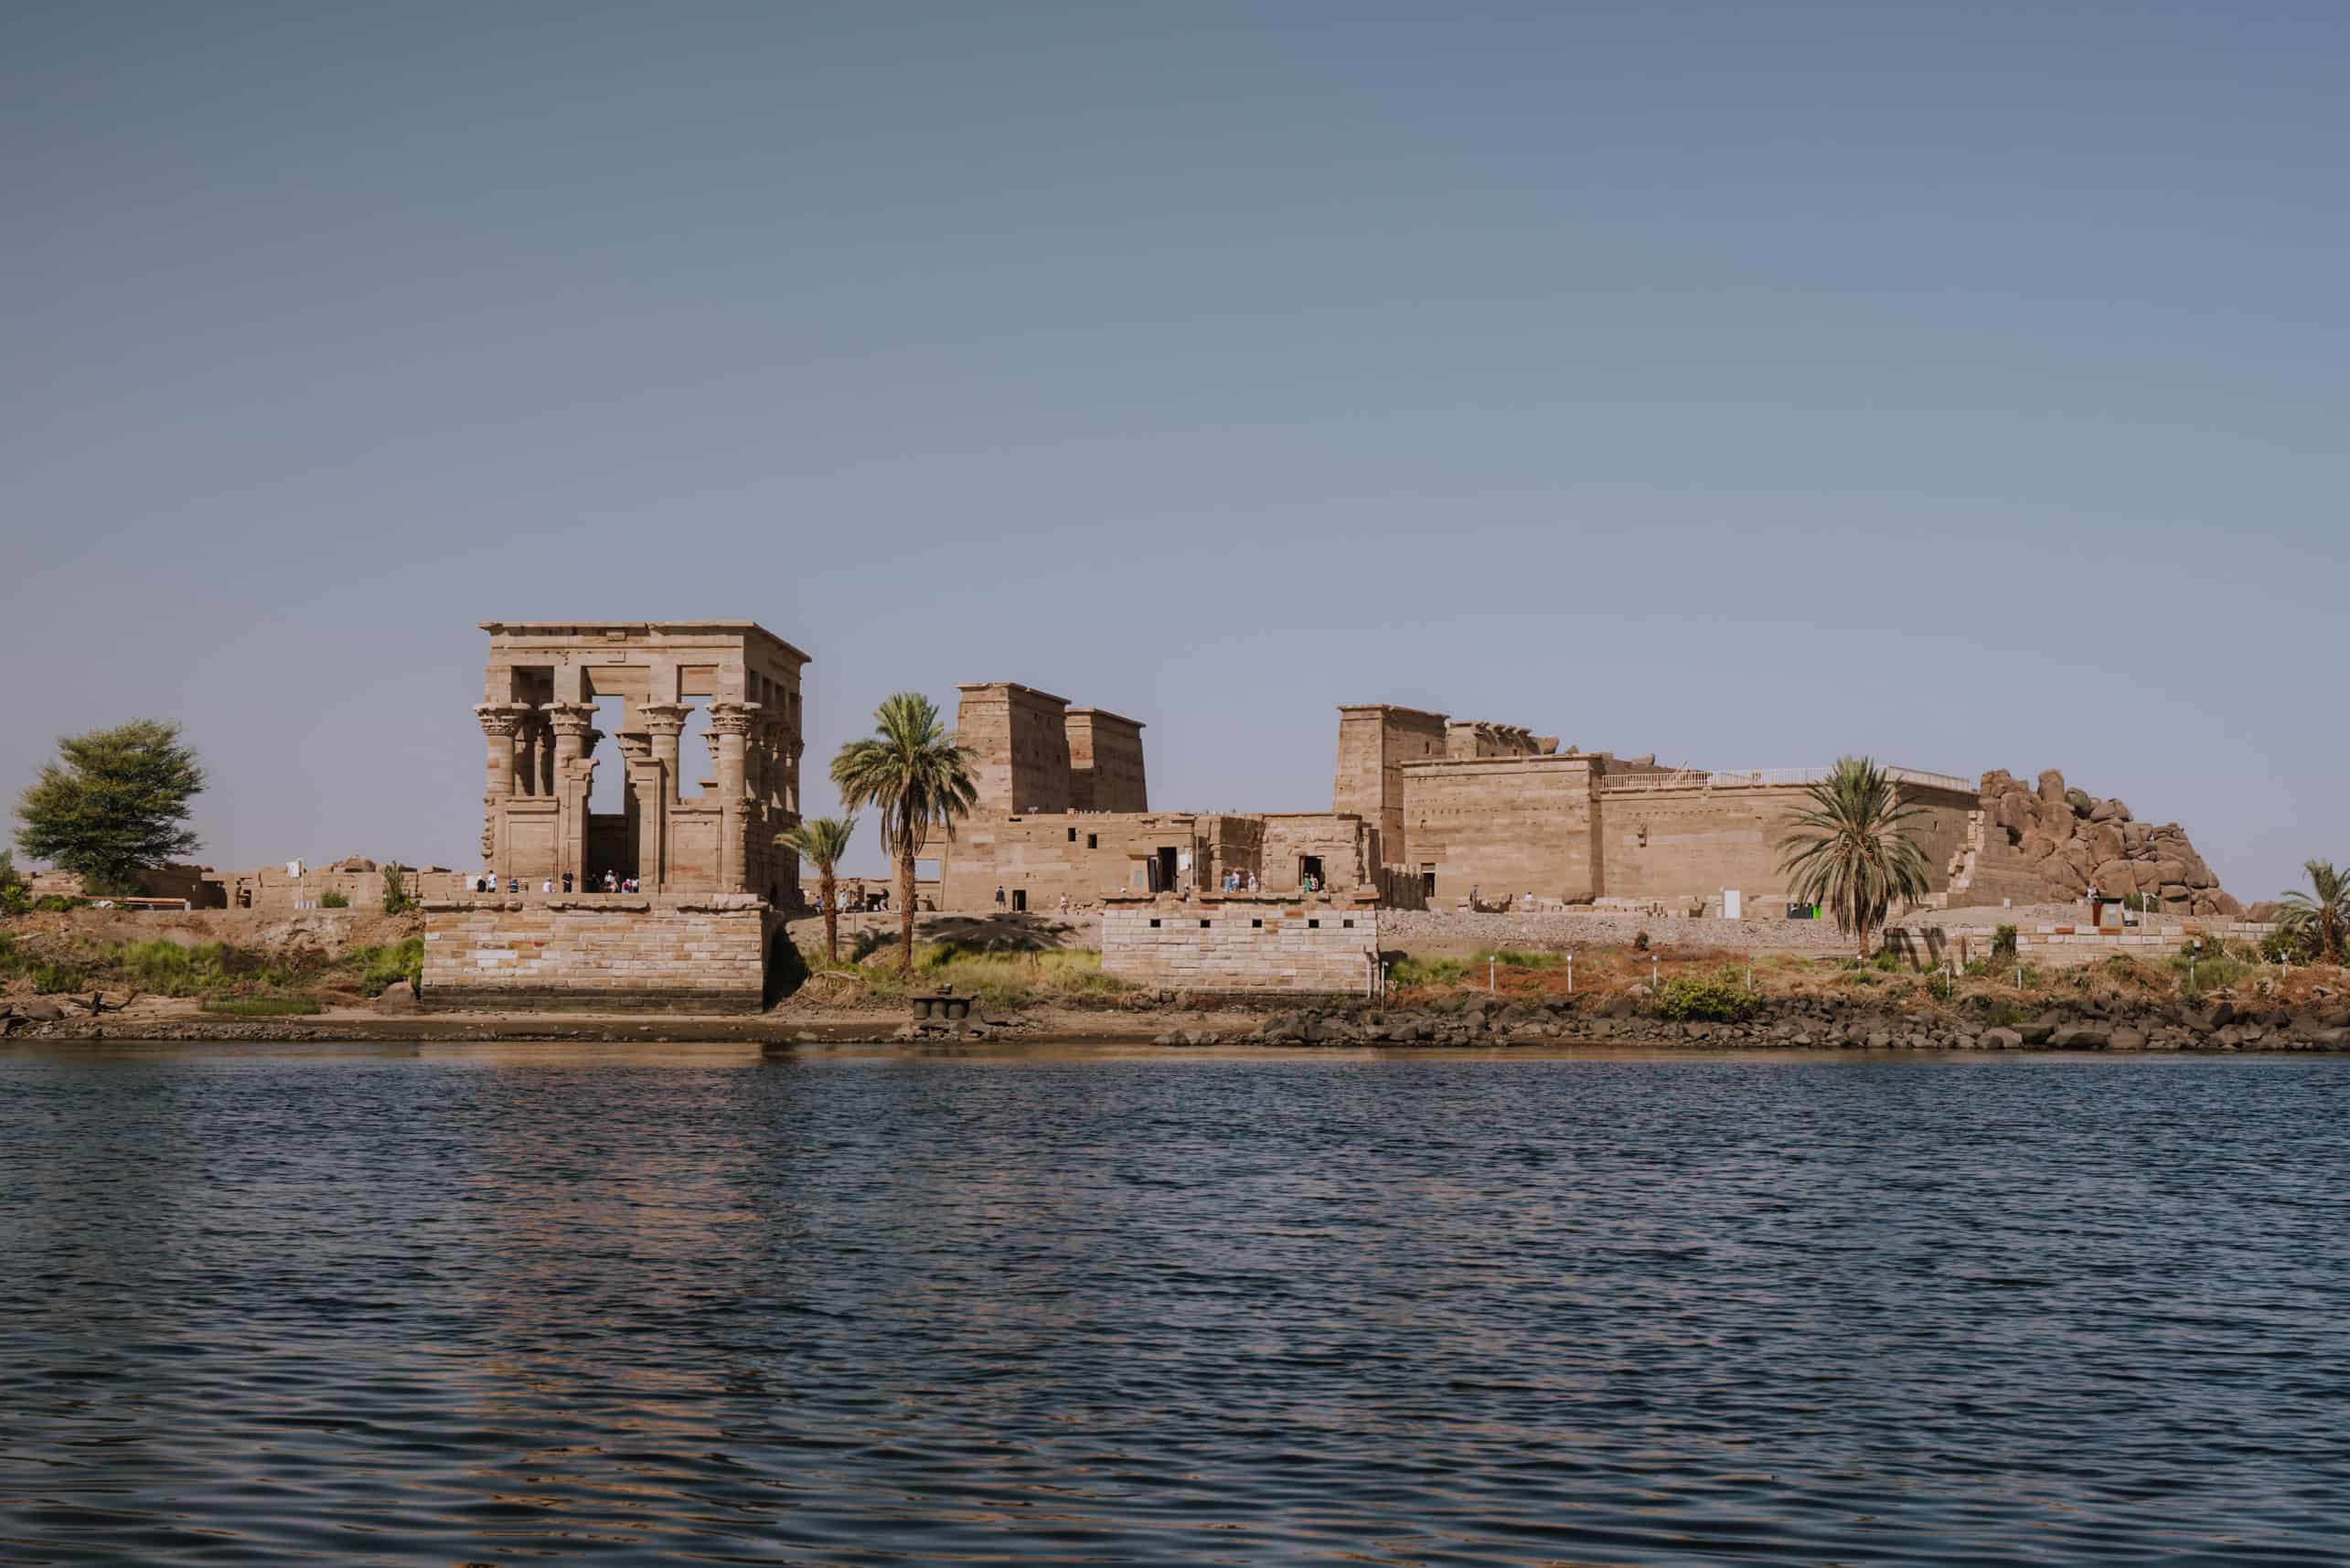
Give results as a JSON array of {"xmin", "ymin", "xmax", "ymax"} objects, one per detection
[{"xmin": 1721, "ymin": 889, "xmax": 1742, "ymax": 919}]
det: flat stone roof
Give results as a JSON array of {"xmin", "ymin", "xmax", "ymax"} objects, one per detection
[{"xmin": 480, "ymin": 622, "xmax": 811, "ymax": 666}]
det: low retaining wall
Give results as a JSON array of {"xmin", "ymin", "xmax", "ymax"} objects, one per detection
[
  {"xmin": 1375, "ymin": 908, "xmax": 1867, "ymax": 956},
  {"xmin": 1103, "ymin": 895, "xmax": 1380, "ymax": 995},
  {"xmin": 1884, "ymin": 918, "xmax": 2277, "ymax": 971},
  {"xmin": 421, "ymin": 895, "xmax": 777, "ymax": 1013}
]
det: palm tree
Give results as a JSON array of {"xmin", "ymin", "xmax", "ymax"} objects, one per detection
[
  {"xmin": 829, "ymin": 693, "xmax": 977, "ymax": 975},
  {"xmin": 776, "ymin": 816, "xmax": 858, "ymax": 965},
  {"xmin": 1777, "ymin": 756, "xmax": 1935, "ymax": 960},
  {"xmin": 2275, "ymin": 859, "xmax": 2348, "ymax": 965}
]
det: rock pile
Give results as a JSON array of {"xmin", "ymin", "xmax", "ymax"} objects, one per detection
[{"xmin": 1977, "ymin": 769, "xmax": 2240, "ymax": 917}]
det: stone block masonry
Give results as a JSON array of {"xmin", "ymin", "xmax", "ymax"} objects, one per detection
[
  {"xmin": 1103, "ymin": 894, "xmax": 1380, "ymax": 995},
  {"xmin": 421, "ymin": 895, "xmax": 778, "ymax": 1013}
]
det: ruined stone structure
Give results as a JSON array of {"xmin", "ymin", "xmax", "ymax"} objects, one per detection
[
  {"xmin": 1101, "ymin": 892, "xmax": 1382, "ymax": 995},
  {"xmin": 420, "ymin": 622, "xmax": 807, "ymax": 1012},
  {"xmin": 1325, "ymin": 701, "xmax": 2014, "ymax": 913},
  {"xmin": 936, "ymin": 683, "xmax": 1399, "ymax": 911},
  {"xmin": 475, "ymin": 622, "xmax": 808, "ymax": 901}
]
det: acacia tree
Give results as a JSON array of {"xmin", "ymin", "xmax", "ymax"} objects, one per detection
[
  {"xmin": 829, "ymin": 694, "xmax": 976, "ymax": 975},
  {"xmin": 2275, "ymin": 859, "xmax": 2348, "ymax": 965},
  {"xmin": 15, "ymin": 720, "xmax": 207, "ymax": 895},
  {"xmin": 1777, "ymin": 755, "xmax": 1934, "ymax": 960},
  {"xmin": 776, "ymin": 816, "xmax": 858, "ymax": 965}
]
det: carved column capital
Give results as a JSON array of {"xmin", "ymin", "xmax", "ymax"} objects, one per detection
[
  {"xmin": 636, "ymin": 702, "xmax": 691, "ymax": 738},
  {"xmin": 544, "ymin": 702, "xmax": 599, "ymax": 740},
  {"xmin": 614, "ymin": 730, "xmax": 655, "ymax": 763},
  {"xmin": 706, "ymin": 699, "xmax": 761, "ymax": 736},
  {"xmin": 475, "ymin": 701, "xmax": 532, "ymax": 739}
]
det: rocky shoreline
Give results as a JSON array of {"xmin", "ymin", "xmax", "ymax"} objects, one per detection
[{"xmin": 14, "ymin": 990, "xmax": 2345, "ymax": 1052}]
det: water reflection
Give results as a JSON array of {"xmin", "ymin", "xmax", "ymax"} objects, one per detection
[{"xmin": 1, "ymin": 1045, "xmax": 2346, "ymax": 1564}]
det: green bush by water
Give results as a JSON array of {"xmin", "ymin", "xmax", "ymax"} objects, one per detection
[
  {"xmin": 1651, "ymin": 970, "xmax": 1762, "ymax": 1022},
  {"xmin": 198, "ymin": 996, "xmax": 326, "ymax": 1016}
]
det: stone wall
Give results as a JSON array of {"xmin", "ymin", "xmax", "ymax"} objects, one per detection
[
  {"xmin": 939, "ymin": 812, "xmax": 1205, "ymax": 910},
  {"xmin": 1377, "ymin": 906, "xmax": 1875, "ymax": 957},
  {"xmin": 1103, "ymin": 895, "xmax": 1380, "ymax": 994},
  {"xmin": 1597, "ymin": 779, "xmax": 1977, "ymax": 910},
  {"xmin": 1884, "ymin": 917, "xmax": 2277, "ymax": 971},
  {"xmin": 421, "ymin": 895, "xmax": 777, "ymax": 1012},
  {"xmin": 1402, "ymin": 753, "xmax": 1602, "ymax": 903}
]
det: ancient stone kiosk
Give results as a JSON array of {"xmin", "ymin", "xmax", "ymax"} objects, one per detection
[{"xmin": 423, "ymin": 623, "xmax": 808, "ymax": 1012}]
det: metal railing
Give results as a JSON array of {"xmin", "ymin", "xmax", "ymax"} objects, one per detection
[{"xmin": 1602, "ymin": 765, "xmax": 1973, "ymax": 794}]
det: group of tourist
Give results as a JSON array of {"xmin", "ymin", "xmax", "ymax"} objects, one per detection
[
  {"xmin": 466, "ymin": 870, "xmax": 640, "ymax": 894},
  {"xmin": 1218, "ymin": 869, "xmax": 1263, "ymax": 894}
]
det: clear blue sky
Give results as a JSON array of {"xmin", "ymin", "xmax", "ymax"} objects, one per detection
[{"xmin": 4, "ymin": 3, "xmax": 2342, "ymax": 893}]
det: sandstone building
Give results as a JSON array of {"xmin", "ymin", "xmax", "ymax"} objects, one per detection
[
  {"xmin": 423, "ymin": 622, "xmax": 808, "ymax": 1012},
  {"xmin": 473, "ymin": 621, "xmax": 807, "ymax": 901},
  {"xmin": 935, "ymin": 682, "xmax": 2238, "ymax": 922}
]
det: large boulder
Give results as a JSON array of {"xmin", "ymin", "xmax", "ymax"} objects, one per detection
[
  {"xmin": 2036, "ymin": 769, "xmax": 2068, "ymax": 805},
  {"xmin": 2206, "ymin": 891, "xmax": 2245, "ymax": 918},
  {"xmin": 2090, "ymin": 797, "xmax": 2132, "ymax": 823},
  {"xmin": 2092, "ymin": 860, "xmax": 2140, "ymax": 897},
  {"xmin": 374, "ymin": 980, "xmax": 419, "ymax": 1014},
  {"xmin": 2065, "ymin": 787, "xmax": 2097, "ymax": 817},
  {"xmin": 2082, "ymin": 821, "xmax": 2126, "ymax": 866},
  {"xmin": 2045, "ymin": 854, "xmax": 2089, "ymax": 893}
]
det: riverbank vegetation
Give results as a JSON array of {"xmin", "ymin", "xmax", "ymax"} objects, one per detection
[
  {"xmin": 791, "ymin": 940, "xmax": 1134, "ymax": 1009},
  {"xmin": 0, "ymin": 929, "xmax": 421, "ymax": 1002}
]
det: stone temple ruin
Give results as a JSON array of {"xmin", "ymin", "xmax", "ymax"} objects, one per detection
[
  {"xmin": 422, "ymin": 624, "xmax": 808, "ymax": 1013},
  {"xmin": 410, "ymin": 617, "xmax": 2240, "ymax": 1011}
]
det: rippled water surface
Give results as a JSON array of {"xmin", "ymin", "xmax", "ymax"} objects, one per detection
[{"xmin": 3, "ymin": 1045, "xmax": 2347, "ymax": 1566}]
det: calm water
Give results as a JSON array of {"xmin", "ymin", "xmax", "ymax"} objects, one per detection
[{"xmin": 1, "ymin": 1046, "xmax": 2346, "ymax": 1567}]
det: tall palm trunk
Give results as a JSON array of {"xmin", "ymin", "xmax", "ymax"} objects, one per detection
[
  {"xmin": 818, "ymin": 871, "xmax": 839, "ymax": 965},
  {"xmin": 896, "ymin": 848, "xmax": 917, "ymax": 975}
]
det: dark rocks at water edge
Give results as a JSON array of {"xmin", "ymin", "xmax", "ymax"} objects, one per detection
[{"xmin": 1229, "ymin": 993, "xmax": 2350, "ymax": 1051}]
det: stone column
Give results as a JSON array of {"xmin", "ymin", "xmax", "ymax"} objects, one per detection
[
  {"xmin": 476, "ymin": 703, "xmax": 529, "ymax": 795},
  {"xmin": 637, "ymin": 703, "xmax": 691, "ymax": 805},
  {"xmin": 475, "ymin": 703, "xmax": 531, "ymax": 876},
  {"xmin": 535, "ymin": 713, "xmax": 558, "ymax": 795},
  {"xmin": 614, "ymin": 730, "xmax": 658, "ymax": 888},
  {"xmin": 708, "ymin": 701, "xmax": 758, "ymax": 799},
  {"xmin": 708, "ymin": 701, "xmax": 760, "ymax": 894},
  {"xmin": 546, "ymin": 704, "xmax": 600, "ymax": 883}
]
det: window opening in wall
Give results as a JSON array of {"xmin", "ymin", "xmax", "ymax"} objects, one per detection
[
  {"xmin": 1068, "ymin": 827, "xmax": 1077, "ymax": 842},
  {"xmin": 1421, "ymin": 864, "xmax": 1437, "ymax": 899},
  {"xmin": 1149, "ymin": 917, "xmax": 1161, "ymax": 928},
  {"xmin": 1309, "ymin": 919, "xmax": 1320, "ymax": 929},
  {"xmin": 1012, "ymin": 889, "xmax": 1027, "ymax": 912},
  {"xmin": 1298, "ymin": 854, "xmax": 1325, "ymax": 890},
  {"xmin": 1252, "ymin": 918, "xmax": 1263, "ymax": 929},
  {"xmin": 1200, "ymin": 919, "xmax": 1212, "ymax": 928},
  {"xmin": 1087, "ymin": 833, "xmax": 1098, "ymax": 849},
  {"xmin": 1343, "ymin": 919, "xmax": 1354, "ymax": 928},
  {"xmin": 1156, "ymin": 846, "xmax": 1179, "ymax": 891}
]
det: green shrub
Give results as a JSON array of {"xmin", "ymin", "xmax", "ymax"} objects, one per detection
[
  {"xmin": 30, "ymin": 963, "xmax": 86, "ymax": 994},
  {"xmin": 1870, "ymin": 949, "xmax": 1905, "ymax": 972},
  {"xmin": 1651, "ymin": 969, "xmax": 1762, "ymax": 1022},
  {"xmin": 1473, "ymin": 947, "xmax": 1567, "ymax": 970},
  {"xmin": 319, "ymin": 891, "xmax": 351, "ymax": 909},
  {"xmin": 380, "ymin": 864, "xmax": 411, "ymax": 915},
  {"xmin": 2260, "ymin": 925, "xmax": 2319, "ymax": 964},
  {"xmin": 198, "ymin": 996, "xmax": 324, "ymax": 1016},
  {"xmin": 1992, "ymin": 923, "xmax": 2019, "ymax": 958},
  {"xmin": 1390, "ymin": 955, "xmax": 1469, "ymax": 989},
  {"xmin": 32, "ymin": 894, "xmax": 80, "ymax": 912},
  {"xmin": 347, "ymin": 938, "xmax": 423, "ymax": 997}
]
